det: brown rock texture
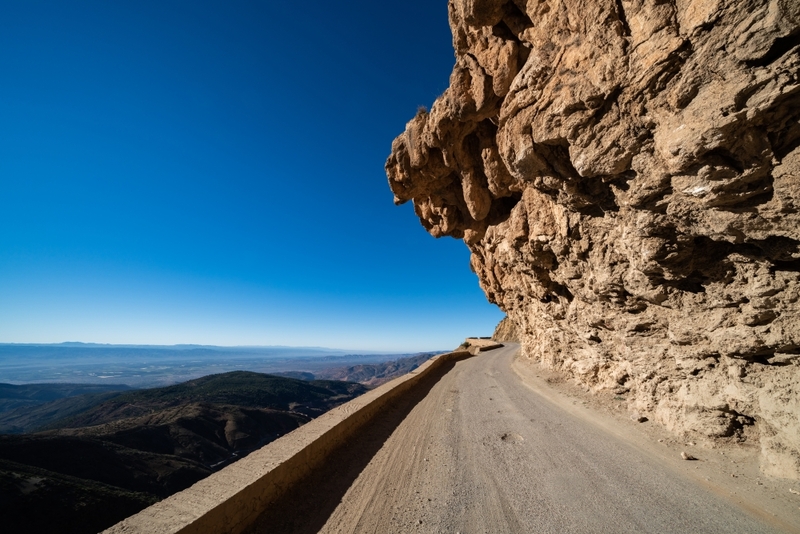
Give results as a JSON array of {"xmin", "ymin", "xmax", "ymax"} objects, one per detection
[
  {"xmin": 493, "ymin": 316, "xmax": 520, "ymax": 342},
  {"xmin": 387, "ymin": 0, "xmax": 800, "ymax": 478}
]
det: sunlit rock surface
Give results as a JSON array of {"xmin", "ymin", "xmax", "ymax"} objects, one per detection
[{"xmin": 388, "ymin": 0, "xmax": 800, "ymax": 478}]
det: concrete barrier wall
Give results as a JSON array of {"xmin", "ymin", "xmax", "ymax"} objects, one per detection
[
  {"xmin": 465, "ymin": 338, "xmax": 504, "ymax": 353},
  {"xmin": 104, "ymin": 349, "xmax": 472, "ymax": 534}
]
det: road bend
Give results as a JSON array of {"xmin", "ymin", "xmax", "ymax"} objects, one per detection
[{"xmin": 248, "ymin": 343, "xmax": 783, "ymax": 534}]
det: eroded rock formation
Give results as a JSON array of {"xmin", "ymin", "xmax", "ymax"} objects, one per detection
[
  {"xmin": 493, "ymin": 316, "xmax": 520, "ymax": 342},
  {"xmin": 387, "ymin": 0, "xmax": 800, "ymax": 478}
]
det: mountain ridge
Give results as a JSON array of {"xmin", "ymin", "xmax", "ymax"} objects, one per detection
[{"xmin": 0, "ymin": 371, "xmax": 368, "ymax": 533}]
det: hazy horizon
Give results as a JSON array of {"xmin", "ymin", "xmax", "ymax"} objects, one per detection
[
  {"xmin": 0, "ymin": 342, "xmax": 446, "ymax": 387},
  {"xmin": 0, "ymin": 1, "xmax": 503, "ymax": 353},
  {"xmin": 0, "ymin": 341, "xmax": 441, "ymax": 354}
]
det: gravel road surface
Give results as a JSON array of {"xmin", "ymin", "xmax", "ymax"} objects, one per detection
[{"xmin": 250, "ymin": 344, "xmax": 786, "ymax": 534}]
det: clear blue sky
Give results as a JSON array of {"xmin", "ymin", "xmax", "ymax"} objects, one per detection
[{"xmin": 0, "ymin": 0, "xmax": 503, "ymax": 352}]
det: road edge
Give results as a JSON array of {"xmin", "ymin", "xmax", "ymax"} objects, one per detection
[
  {"xmin": 103, "ymin": 349, "xmax": 473, "ymax": 534},
  {"xmin": 510, "ymin": 349, "xmax": 800, "ymax": 533}
]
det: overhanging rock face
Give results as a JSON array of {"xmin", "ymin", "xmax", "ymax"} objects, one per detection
[{"xmin": 387, "ymin": 0, "xmax": 800, "ymax": 478}]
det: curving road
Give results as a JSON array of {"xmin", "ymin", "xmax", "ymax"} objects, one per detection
[{"xmin": 250, "ymin": 344, "xmax": 785, "ymax": 533}]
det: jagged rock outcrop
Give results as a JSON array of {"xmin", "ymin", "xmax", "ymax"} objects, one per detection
[
  {"xmin": 387, "ymin": 0, "xmax": 800, "ymax": 478},
  {"xmin": 493, "ymin": 316, "xmax": 520, "ymax": 342}
]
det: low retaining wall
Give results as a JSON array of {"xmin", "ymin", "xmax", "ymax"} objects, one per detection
[
  {"xmin": 465, "ymin": 338, "xmax": 504, "ymax": 354},
  {"xmin": 104, "ymin": 349, "xmax": 472, "ymax": 534}
]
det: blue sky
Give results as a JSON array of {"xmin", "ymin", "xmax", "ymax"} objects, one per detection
[{"xmin": 0, "ymin": 1, "xmax": 504, "ymax": 351}]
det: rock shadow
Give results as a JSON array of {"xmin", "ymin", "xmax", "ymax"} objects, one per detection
[{"xmin": 243, "ymin": 353, "xmax": 472, "ymax": 534}]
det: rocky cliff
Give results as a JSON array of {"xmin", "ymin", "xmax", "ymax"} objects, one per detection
[
  {"xmin": 493, "ymin": 316, "xmax": 520, "ymax": 342},
  {"xmin": 387, "ymin": 0, "xmax": 800, "ymax": 478}
]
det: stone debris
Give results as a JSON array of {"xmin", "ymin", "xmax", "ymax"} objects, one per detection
[
  {"xmin": 681, "ymin": 452, "xmax": 698, "ymax": 461},
  {"xmin": 387, "ymin": 0, "xmax": 800, "ymax": 479},
  {"xmin": 630, "ymin": 412, "xmax": 648, "ymax": 423}
]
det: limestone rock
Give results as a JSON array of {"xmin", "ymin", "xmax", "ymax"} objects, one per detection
[
  {"xmin": 388, "ymin": 0, "xmax": 800, "ymax": 478},
  {"xmin": 493, "ymin": 316, "xmax": 519, "ymax": 342}
]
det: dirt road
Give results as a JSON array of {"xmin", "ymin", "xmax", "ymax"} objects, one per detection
[{"xmin": 249, "ymin": 344, "xmax": 788, "ymax": 533}]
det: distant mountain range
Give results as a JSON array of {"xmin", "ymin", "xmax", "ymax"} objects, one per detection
[
  {"xmin": 0, "ymin": 343, "xmax": 440, "ymax": 388},
  {"xmin": 309, "ymin": 353, "xmax": 435, "ymax": 386},
  {"xmin": 0, "ymin": 341, "xmax": 404, "ymax": 354},
  {"xmin": 0, "ymin": 352, "xmax": 436, "ymax": 534},
  {"xmin": 0, "ymin": 371, "xmax": 367, "ymax": 534}
]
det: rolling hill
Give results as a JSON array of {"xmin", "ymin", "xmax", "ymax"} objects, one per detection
[{"xmin": 0, "ymin": 371, "xmax": 367, "ymax": 534}]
